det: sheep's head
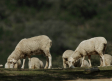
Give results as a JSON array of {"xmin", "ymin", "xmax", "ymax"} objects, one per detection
[
  {"xmin": 7, "ymin": 59, "xmax": 17, "ymax": 68},
  {"xmin": 68, "ymin": 57, "xmax": 75, "ymax": 68}
]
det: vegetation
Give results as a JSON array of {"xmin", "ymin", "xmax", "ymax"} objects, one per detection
[
  {"xmin": 0, "ymin": 0, "xmax": 112, "ymax": 67},
  {"xmin": 0, "ymin": 66, "xmax": 112, "ymax": 80}
]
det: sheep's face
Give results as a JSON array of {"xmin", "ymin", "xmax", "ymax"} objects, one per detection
[
  {"xmin": 8, "ymin": 59, "xmax": 17, "ymax": 68},
  {"xmin": 68, "ymin": 57, "xmax": 75, "ymax": 68}
]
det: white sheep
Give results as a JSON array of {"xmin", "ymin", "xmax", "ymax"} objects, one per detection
[
  {"xmin": 5, "ymin": 59, "xmax": 21, "ymax": 69},
  {"xmin": 62, "ymin": 50, "xmax": 89, "ymax": 68},
  {"xmin": 28, "ymin": 57, "xmax": 44, "ymax": 69},
  {"xmin": 100, "ymin": 54, "xmax": 112, "ymax": 66},
  {"xmin": 7, "ymin": 35, "xmax": 52, "ymax": 69},
  {"xmin": 68, "ymin": 37, "xmax": 107, "ymax": 68}
]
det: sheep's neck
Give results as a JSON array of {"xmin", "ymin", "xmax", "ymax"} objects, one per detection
[
  {"xmin": 73, "ymin": 51, "xmax": 82, "ymax": 60},
  {"xmin": 11, "ymin": 49, "xmax": 21, "ymax": 60}
]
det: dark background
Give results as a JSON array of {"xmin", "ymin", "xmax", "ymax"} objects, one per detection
[{"xmin": 0, "ymin": 0, "xmax": 112, "ymax": 68}]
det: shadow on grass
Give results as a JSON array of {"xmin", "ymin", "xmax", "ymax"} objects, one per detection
[{"xmin": 0, "ymin": 67, "xmax": 112, "ymax": 81}]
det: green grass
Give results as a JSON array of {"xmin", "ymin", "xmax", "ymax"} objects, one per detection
[{"xmin": 0, "ymin": 66, "xmax": 112, "ymax": 81}]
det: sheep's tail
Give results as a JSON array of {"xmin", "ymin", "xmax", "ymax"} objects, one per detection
[{"xmin": 50, "ymin": 40, "xmax": 52, "ymax": 47}]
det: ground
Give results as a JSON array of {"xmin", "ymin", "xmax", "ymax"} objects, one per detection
[{"xmin": 0, "ymin": 66, "xmax": 112, "ymax": 81}]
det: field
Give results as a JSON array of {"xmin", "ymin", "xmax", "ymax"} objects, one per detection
[
  {"xmin": 0, "ymin": 1, "xmax": 112, "ymax": 81},
  {"xmin": 1, "ymin": 66, "xmax": 112, "ymax": 81}
]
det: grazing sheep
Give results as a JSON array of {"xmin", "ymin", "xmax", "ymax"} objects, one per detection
[
  {"xmin": 5, "ymin": 59, "xmax": 21, "ymax": 69},
  {"xmin": 62, "ymin": 50, "xmax": 89, "ymax": 68},
  {"xmin": 68, "ymin": 37, "xmax": 107, "ymax": 68},
  {"xmin": 100, "ymin": 54, "xmax": 112, "ymax": 66},
  {"xmin": 7, "ymin": 35, "xmax": 52, "ymax": 69},
  {"xmin": 28, "ymin": 57, "xmax": 44, "ymax": 69}
]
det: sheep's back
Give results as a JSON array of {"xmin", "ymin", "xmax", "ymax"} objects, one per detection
[
  {"xmin": 39, "ymin": 60, "xmax": 44, "ymax": 68},
  {"xmin": 77, "ymin": 37, "xmax": 107, "ymax": 54},
  {"xmin": 62, "ymin": 50, "xmax": 74, "ymax": 58},
  {"xmin": 83, "ymin": 60, "xmax": 89, "ymax": 67},
  {"xmin": 30, "ymin": 57, "xmax": 41, "ymax": 68},
  {"xmin": 104, "ymin": 54, "xmax": 112, "ymax": 65},
  {"xmin": 16, "ymin": 35, "xmax": 52, "ymax": 54}
]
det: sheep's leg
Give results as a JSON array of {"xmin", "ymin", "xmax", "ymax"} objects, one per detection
[
  {"xmin": 81, "ymin": 56, "xmax": 85, "ymax": 67},
  {"xmin": 63, "ymin": 58, "xmax": 67, "ymax": 68},
  {"xmin": 98, "ymin": 49, "xmax": 105, "ymax": 66},
  {"xmin": 28, "ymin": 56, "xmax": 31, "ymax": 69},
  {"xmin": 100, "ymin": 54, "xmax": 105, "ymax": 66},
  {"xmin": 99, "ymin": 56, "xmax": 103, "ymax": 67},
  {"xmin": 88, "ymin": 55, "xmax": 92, "ymax": 67},
  {"xmin": 97, "ymin": 44, "xmax": 106, "ymax": 66},
  {"xmin": 44, "ymin": 50, "xmax": 52, "ymax": 69},
  {"xmin": 44, "ymin": 56, "xmax": 49, "ymax": 69},
  {"xmin": 45, "ymin": 55, "xmax": 52, "ymax": 69},
  {"xmin": 21, "ymin": 59, "xmax": 25, "ymax": 69},
  {"xmin": 102, "ymin": 55, "xmax": 105, "ymax": 66},
  {"xmin": 28, "ymin": 58, "xmax": 31, "ymax": 69},
  {"xmin": 48, "ymin": 54, "xmax": 52, "ymax": 69}
]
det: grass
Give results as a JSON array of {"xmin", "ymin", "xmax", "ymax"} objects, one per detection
[{"xmin": 0, "ymin": 66, "xmax": 112, "ymax": 81}]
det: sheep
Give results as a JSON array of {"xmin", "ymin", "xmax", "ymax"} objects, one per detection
[
  {"xmin": 62, "ymin": 50, "xmax": 89, "ymax": 68},
  {"xmin": 68, "ymin": 37, "xmax": 107, "ymax": 68},
  {"xmin": 5, "ymin": 59, "xmax": 21, "ymax": 69},
  {"xmin": 7, "ymin": 35, "xmax": 52, "ymax": 69},
  {"xmin": 100, "ymin": 54, "xmax": 112, "ymax": 66},
  {"xmin": 28, "ymin": 57, "xmax": 44, "ymax": 69}
]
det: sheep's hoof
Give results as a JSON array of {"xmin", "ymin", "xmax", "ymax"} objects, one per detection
[
  {"xmin": 48, "ymin": 67, "xmax": 51, "ymax": 69},
  {"xmin": 47, "ymin": 66, "xmax": 52, "ymax": 69},
  {"xmin": 81, "ymin": 65, "xmax": 84, "ymax": 67}
]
